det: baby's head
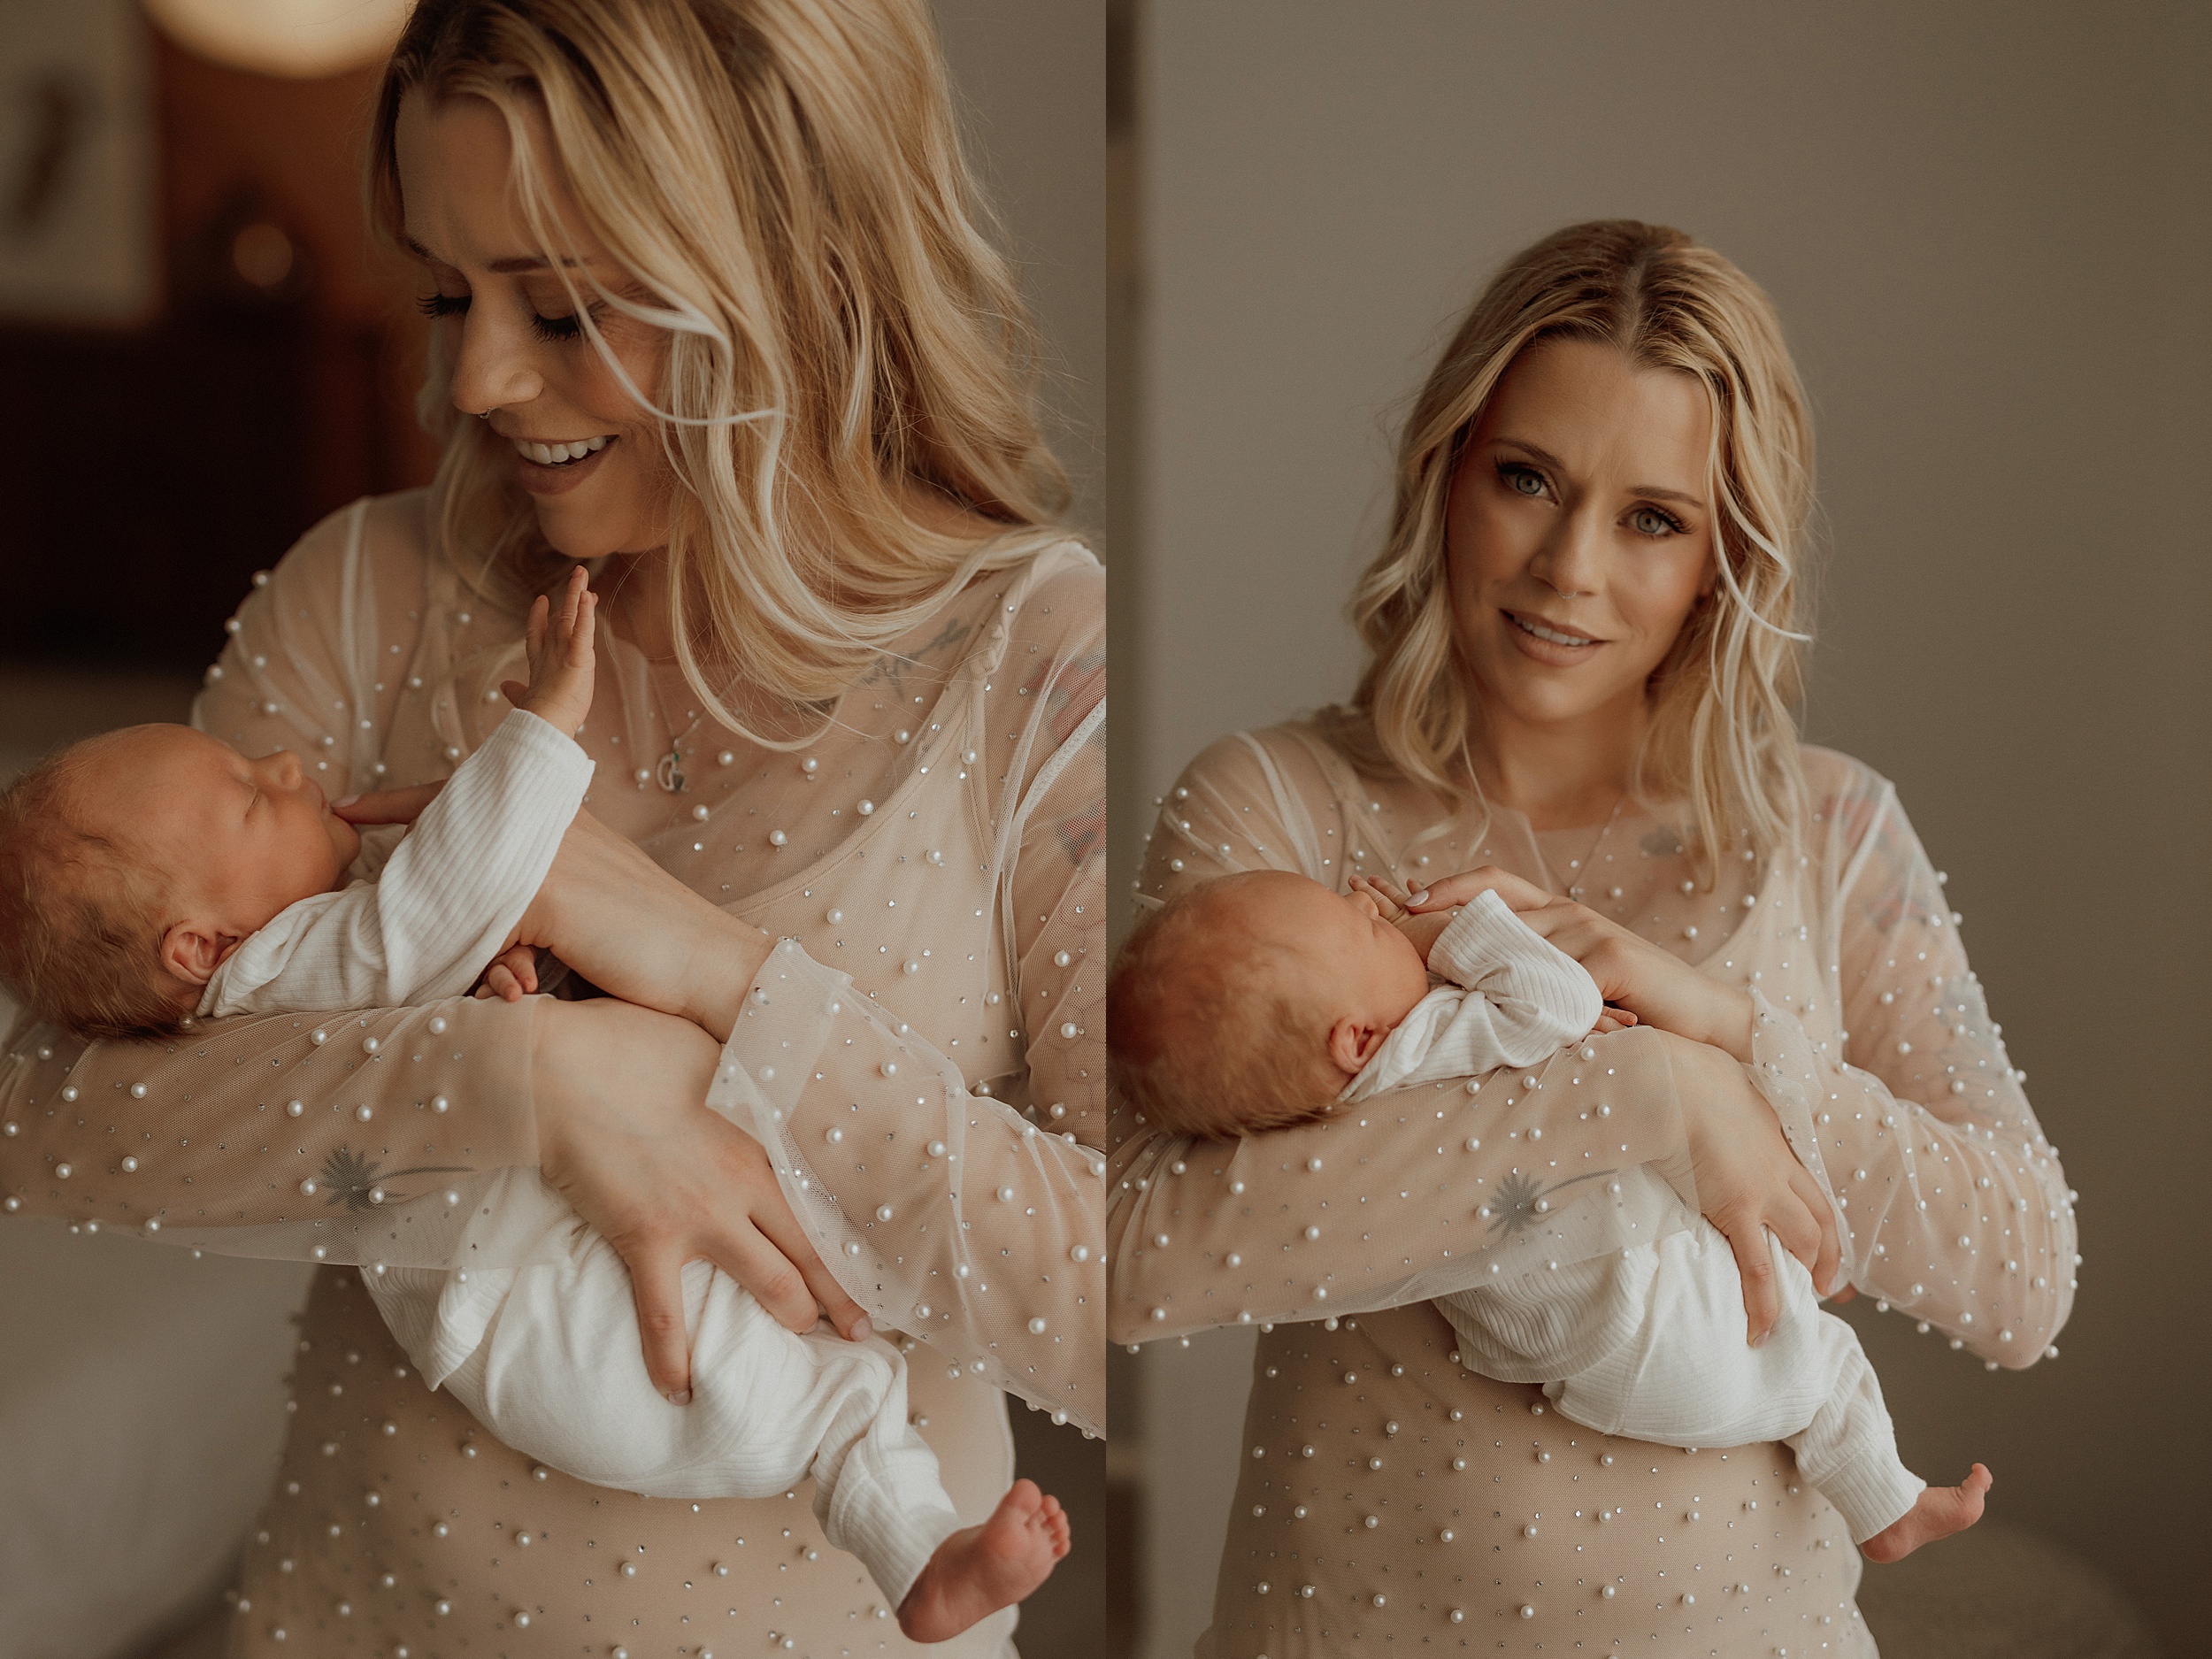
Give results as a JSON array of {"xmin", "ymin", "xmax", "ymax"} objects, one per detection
[
  {"xmin": 0, "ymin": 725, "xmax": 360, "ymax": 1039},
  {"xmin": 1108, "ymin": 870, "xmax": 1432, "ymax": 1139}
]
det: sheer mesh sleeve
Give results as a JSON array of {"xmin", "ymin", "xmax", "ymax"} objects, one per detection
[
  {"xmin": 0, "ymin": 498, "xmax": 546, "ymax": 1264},
  {"xmin": 1745, "ymin": 760, "xmax": 2075, "ymax": 1367},
  {"xmin": 710, "ymin": 565, "xmax": 1106, "ymax": 1434},
  {"xmin": 1110, "ymin": 729, "xmax": 1702, "ymax": 1345}
]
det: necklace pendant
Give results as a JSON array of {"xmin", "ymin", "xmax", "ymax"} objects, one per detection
[{"xmin": 656, "ymin": 744, "xmax": 687, "ymax": 794}]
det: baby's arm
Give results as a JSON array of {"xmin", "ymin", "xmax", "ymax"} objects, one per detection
[
  {"xmin": 501, "ymin": 565, "xmax": 596, "ymax": 737},
  {"xmin": 1409, "ymin": 889, "xmax": 1605, "ymax": 1070}
]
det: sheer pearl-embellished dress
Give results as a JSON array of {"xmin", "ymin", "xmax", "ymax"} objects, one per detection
[
  {"xmin": 0, "ymin": 490, "xmax": 1105, "ymax": 1658},
  {"xmin": 1110, "ymin": 719, "xmax": 2074, "ymax": 1656}
]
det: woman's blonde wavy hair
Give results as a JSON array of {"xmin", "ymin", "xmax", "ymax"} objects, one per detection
[
  {"xmin": 1342, "ymin": 219, "xmax": 1816, "ymax": 875},
  {"xmin": 369, "ymin": 0, "xmax": 1070, "ymax": 739}
]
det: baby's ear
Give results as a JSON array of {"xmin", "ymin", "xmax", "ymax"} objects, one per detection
[
  {"xmin": 158, "ymin": 920, "xmax": 228, "ymax": 987},
  {"xmin": 1325, "ymin": 1015, "xmax": 1388, "ymax": 1077}
]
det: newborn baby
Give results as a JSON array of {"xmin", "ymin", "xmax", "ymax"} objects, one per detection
[
  {"xmin": 1109, "ymin": 866, "xmax": 1990, "ymax": 1561},
  {"xmin": 0, "ymin": 569, "xmax": 1067, "ymax": 1640}
]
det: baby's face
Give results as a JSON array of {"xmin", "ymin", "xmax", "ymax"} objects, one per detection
[
  {"xmin": 76, "ymin": 726, "xmax": 360, "ymax": 933},
  {"xmin": 1219, "ymin": 870, "xmax": 1432, "ymax": 1023}
]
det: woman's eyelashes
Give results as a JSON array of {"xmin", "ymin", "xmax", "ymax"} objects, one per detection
[
  {"xmin": 1626, "ymin": 503, "xmax": 1688, "ymax": 538},
  {"xmin": 1495, "ymin": 461, "xmax": 1688, "ymax": 539},
  {"xmin": 413, "ymin": 289, "xmax": 596, "ymax": 343}
]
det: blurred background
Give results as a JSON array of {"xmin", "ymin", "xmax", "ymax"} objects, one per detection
[
  {"xmin": 0, "ymin": 2, "xmax": 1102, "ymax": 1655},
  {"xmin": 1105, "ymin": 2, "xmax": 2208, "ymax": 1656}
]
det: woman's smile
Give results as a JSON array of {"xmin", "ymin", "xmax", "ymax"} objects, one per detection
[
  {"xmin": 1503, "ymin": 607, "xmax": 1605, "ymax": 663},
  {"xmin": 506, "ymin": 430, "xmax": 619, "ymax": 495}
]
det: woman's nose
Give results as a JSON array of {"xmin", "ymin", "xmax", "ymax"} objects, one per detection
[
  {"xmin": 446, "ymin": 300, "xmax": 545, "ymax": 419},
  {"xmin": 1529, "ymin": 507, "xmax": 1604, "ymax": 599}
]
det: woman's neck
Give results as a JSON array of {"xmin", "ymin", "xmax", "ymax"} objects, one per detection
[
  {"xmin": 1468, "ymin": 695, "xmax": 1648, "ymax": 831},
  {"xmin": 596, "ymin": 550, "xmax": 678, "ymax": 663}
]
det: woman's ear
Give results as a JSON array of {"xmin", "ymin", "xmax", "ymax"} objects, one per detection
[
  {"xmin": 1326, "ymin": 1015, "xmax": 1389, "ymax": 1077},
  {"xmin": 159, "ymin": 919, "xmax": 234, "ymax": 987}
]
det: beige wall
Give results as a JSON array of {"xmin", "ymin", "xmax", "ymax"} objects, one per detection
[
  {"xmin": 1113, "ymin": 2, "xmax": 2210, "ymax": 1653},
  {"xmin": 935, "ymin": 0, "xmax": 1106, "ymax": 538}
]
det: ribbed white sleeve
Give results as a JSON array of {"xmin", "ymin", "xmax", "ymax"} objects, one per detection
[
  {"xmin": 200, "ymin": 710, "xmax": 594, "ymax": 1017},
  {"xmin": 1341, "ymin": 888, "xmax": 1603, "ymax": 1102}
]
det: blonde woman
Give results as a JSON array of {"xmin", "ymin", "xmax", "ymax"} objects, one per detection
[
  {"xmin": 0, "ymin": 2, "xmax": 1101, "ymax": 1654},
  {"xmin": 1112, "ymin": 220, "xmax": 2072, "ymax": 1653}
]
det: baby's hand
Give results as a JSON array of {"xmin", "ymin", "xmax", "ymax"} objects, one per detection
[
  {"xmin": 502, "ymin": 565, "xmax": 597, "ymax": 736},
  {"xmin": 1351, "ymin": 873, "xmax": 1453, "ymax": 961},
  {"xmin": 1592, "ymin": 1007, "xmax": 1640, "ymax": 1035},
  {"xmin": 473, "ymin": 943, "xmax": 541, "ymax": 1002}
]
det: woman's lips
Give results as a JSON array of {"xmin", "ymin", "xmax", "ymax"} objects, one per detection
[
  {"xmin": 515, "ymin": 435, "xmax": 616, "ymax": 496},
  {"xmin": 1503, "ymin": 608, "xmax": 1603, "ymax": 665}
]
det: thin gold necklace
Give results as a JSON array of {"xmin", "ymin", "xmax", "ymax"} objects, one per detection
[{"xmin": 1557, "ymin": 793, "xmax": 1627, "ymax": 902}]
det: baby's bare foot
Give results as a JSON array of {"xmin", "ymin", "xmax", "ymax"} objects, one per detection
[
  {"xmin": 896, "ymin": 1478, "xmax": 1070, "ymax": 1642},
  {"xmin": 1862, "ymin": 1463, "xmax": 1992, "ymax": 1563}
]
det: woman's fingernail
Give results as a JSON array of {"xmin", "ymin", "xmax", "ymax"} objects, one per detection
[
  {"xmin": 668, "ymin": 1388, "xmax": 692, "ymax": 1406},
  {"xmin": 333, "ymin": 795, "xmax": 359, "ymax": 809},
  {"xmin": 1408, "ymin": 890, "xmax": 1430, "ymax": 907},
  {"xmin": 849, "ymin": 1316, "xmax": 872, "ymax": 1342}
]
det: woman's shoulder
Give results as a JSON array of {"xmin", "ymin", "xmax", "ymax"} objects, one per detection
[
  {"xmin": 1173, "ymin": 711, "xmax": 1362, "ymax": 803},
  {"xmin": 997, "ymin": 535, "xmax": 1102, "ymax": 645},
  {"xmin": 263, "ymin": 490, "xmax": 434, "ymax": 599},
  {"xmin": 1798, "ymin": 742, "xmax": 1901, "ymax": 823}
]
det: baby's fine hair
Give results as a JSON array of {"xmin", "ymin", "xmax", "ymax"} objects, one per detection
[
  {"xmin": 0, "ymin": 741, "xmax": 193, "ymax": 1041},
  {"xmin": 1107, "ymin": 875, "xmax": 1343, "ymax": 1141}
]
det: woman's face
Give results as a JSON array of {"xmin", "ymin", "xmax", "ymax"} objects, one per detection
[
  {"xmin": 1445, "ymin": 336, "xmax": 1717, "ymax": 733},
  {"xmin": 396, "ymin": 90, "xmax": 672, "ymax": 561}
]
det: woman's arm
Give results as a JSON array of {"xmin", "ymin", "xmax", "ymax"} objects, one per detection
[
  {"xmin": 701, "ymin": 566, "xmax": 1108, "ymax": 1433},
  {"xmin": 1110, "ymin": 728, "xmax": 1837, "ymax": 1347},
  {"xmin": 1746, "ymin": 763, "xmax": 2075, "ymax": 1366}
]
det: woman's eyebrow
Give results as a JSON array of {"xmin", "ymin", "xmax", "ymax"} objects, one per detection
[
  {"xmin": 403, "ymin": 235, "xmax": 596, "ymax": 276},
  {"xmin": 1492, "ymin": 435, "xmax": 1707, "ymax": 511}
]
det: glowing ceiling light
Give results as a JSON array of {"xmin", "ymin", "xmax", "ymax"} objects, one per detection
[{"xmin": 143, "ymin": 0, "xmax": 411, "ymax": 80}]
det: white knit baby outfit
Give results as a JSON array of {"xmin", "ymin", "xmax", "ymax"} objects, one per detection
[
  {"xmin": 201, "ymin": 708, "xmax": 964, "ymax": 1603},
  {"xmin": 1354, "ymin": 889, "xmax": 1926, "ymax": 1544}
]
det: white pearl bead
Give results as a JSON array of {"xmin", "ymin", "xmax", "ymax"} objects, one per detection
[
  {"xmin": 858, "ymin": 800, "xmax": 874, "ymax": 815},
  {"xmin": 926, "ymin": 1139, "xmax": 947, "ymax": 1156},
  {"xmin": 361, "ymin": 1036, "xmax": 380, "ymax": 1055},
  {"xmin": 286, "ymin": 1100, "xmax": 304, "ymax": 1117},
  {"xmin": 121, "ymin": 1156, "xmax": 138, "ymax": 1172},
  {"xmin": 310, "ymin": 1029, "xmax": 327, "ymax": 1045},
  {"xmin": 1027, "ymin": 1317, "xmax": 1047, "ymax": 1334},
  {"xmin": 355, "ymin": 1105, "xmax": 373, "ymax": 1122},
  {"xmin": 431, "ymin": 1095, "xmax": 449, "ymax": 1112},
  {"xmin": 875, "ymin": 1205, "xmax": 895, "ymax": 1222}
]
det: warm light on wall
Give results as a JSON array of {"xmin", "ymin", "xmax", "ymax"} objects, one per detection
[{"xmin": 142, "ymin": 0, "xmax": 409, "ymax": 79}]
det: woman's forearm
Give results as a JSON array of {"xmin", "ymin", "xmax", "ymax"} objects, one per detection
[
  {"xmin": 712, "ymin": 940, "xmax": 1107, "ymax": 1433},
  {"xmin": 0, "ymin": 995, "xmax": 541, "ymax": 1250},
  {"xmin": 1108, "ymin": 1021, "xmax": 1694, "ymax": 1344}
]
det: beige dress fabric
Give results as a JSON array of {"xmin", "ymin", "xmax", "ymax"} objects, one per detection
[
  {"xmin": 0, "ymin": 489, "xmax": 1105, "ymax": 1658},
  {"xmin": 1110, "ymin": 718, "xmax": 2075, "ymax": 1656}
]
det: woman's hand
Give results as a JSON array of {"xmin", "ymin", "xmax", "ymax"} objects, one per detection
[
  {"xmin": 1409, "ymin": 866, "xmax": 1755, "ymax": 1060},
  {"xmin": 532, "ymin": 995, "xmax": 872, "ymax": 1400},
  {"xmin": 1657, "ymin": 1026, "xmax": 1843, "ymax": 1344}
]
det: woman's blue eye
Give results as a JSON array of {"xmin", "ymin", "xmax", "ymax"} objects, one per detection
[
  {"xmin": 1503, "ymin": 464, "xmax": 1547, "ymax": 497},
  {"xmin": 1630, "ymin": 507, "xmax": 1681, "ymax": 537}
]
